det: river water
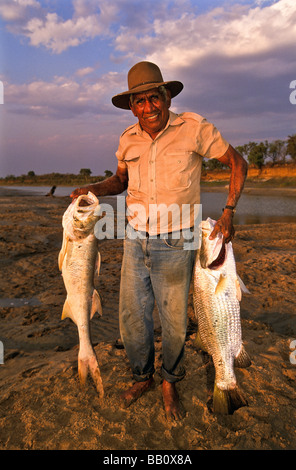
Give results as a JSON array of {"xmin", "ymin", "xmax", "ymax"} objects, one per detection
[{"xmin": 4, "ymin": 185, "xmax": 296, "ymax": 225}]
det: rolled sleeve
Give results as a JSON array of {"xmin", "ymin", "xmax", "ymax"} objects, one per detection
[{"xmin": 197, "ymin": 119, "xmax": 229, "ymax": 159}]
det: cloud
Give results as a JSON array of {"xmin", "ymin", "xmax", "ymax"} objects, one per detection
[
  {"xmin": 0, "ymin": 0, "xmax": 40, "ymax": 21},
  {"xmin": 0, "ymin": 0, "xmax": 119, "ymax": 53},
  {"xmin": 76, "ymin": 67, "xmax": 95, "ymax": 77},
  {"xmin": 3, "ymin": 71, "xmax": 125, "ymax": 119}
]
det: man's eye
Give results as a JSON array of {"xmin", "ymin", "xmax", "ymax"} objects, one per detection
[{"xmin": 136, "ymin": 99, "xmax": 145, "ymax": 105}]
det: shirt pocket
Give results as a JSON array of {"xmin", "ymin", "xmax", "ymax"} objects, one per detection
[
  {"xmin": 163, "ymin": 151, "xmax": 194, "ymax": 190},
  {"xmin": 124, "ymin": 155, "xmax": 140, "ymax": 192}
]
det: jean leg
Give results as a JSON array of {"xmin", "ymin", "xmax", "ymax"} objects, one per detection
[
  {"xmin": 149, "ymin": 234, "xmax": 195, "ymax": 383},
  {"xmin": 119, "ymin": 236, "xmax": 156, "ymax": 382}
]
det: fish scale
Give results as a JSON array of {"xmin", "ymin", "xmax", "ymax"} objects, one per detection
[{"xmin": 193, "ymin": 218, "xmax": 251, "ymax": 414}]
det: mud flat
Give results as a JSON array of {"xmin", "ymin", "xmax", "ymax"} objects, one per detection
[{"xmin": 0, "ymin": 188, "xmax": 295, "ymax": 450}]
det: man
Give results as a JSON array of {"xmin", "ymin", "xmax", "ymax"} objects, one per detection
[{"xmin": 71, "ymin": 61, "xmax": 248, "ymax": 420}]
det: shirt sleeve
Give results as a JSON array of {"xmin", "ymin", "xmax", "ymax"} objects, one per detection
[
  {"xmin": 115, "ymin": 137, "xmax": 127, "ymax": 169},
  {"xmin": 196, "ymin": 118, "xmax": 229, "ymax": 159}
]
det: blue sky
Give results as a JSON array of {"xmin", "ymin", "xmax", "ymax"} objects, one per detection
[{"xmin": 0, "ymin": 0, "xmax": 295, "ymax": 177}]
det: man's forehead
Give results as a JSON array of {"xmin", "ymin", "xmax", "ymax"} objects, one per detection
[{"xmin": 132, "ymin": 88, "xmax": 160, "ymax": 99}]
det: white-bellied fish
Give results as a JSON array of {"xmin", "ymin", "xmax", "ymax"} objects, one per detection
[
  {"xmin": 193, "ymin": 218, "xmax": 251, "ymax": 414},
  {"xmin": 58, "ymin": 192, "xmax": 104, "ymax": 398}
]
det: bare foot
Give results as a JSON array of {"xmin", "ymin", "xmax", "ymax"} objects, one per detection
[
  {"xmin": 162, "ymin": 380, "xmax": 185, "ymax": 420},
  {"xmin": 120, "ymin": 377, "xmax": 155, "ymax": 408}
]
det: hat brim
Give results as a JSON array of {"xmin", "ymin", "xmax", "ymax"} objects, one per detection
[{"xmin": 111, "ymin": 80, "xmax": 184, "ymax": 110}]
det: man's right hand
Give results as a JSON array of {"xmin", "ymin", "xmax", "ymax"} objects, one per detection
[{"xmin": 70, "ymin": 186, "xmax": 92, "ymax": 200}]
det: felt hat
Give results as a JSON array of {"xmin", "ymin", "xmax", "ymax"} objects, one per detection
[{"xmin": 111, "ymin": 61, "xmax": 184, "ymax": 110}]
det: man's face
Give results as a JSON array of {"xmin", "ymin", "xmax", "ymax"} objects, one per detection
[{"xmin": 129, "ymin": 88, "xmax": 171, "ymax": 139}]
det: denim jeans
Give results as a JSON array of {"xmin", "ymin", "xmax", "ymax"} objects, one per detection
[{"xmin": 119, "ymin": 224, "xmax": 195, "ymax": 383}]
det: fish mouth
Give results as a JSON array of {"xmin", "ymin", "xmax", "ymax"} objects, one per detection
[
  {"xmin": 207, "ymin": 241, "xmax": 226, "ymax": 270},
  {"xmin": 76, "ymin": 192, "xmax": 98, "ymax": 211}
]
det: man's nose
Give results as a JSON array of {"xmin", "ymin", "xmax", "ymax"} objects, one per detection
[{"xmin": 143, "ymin": 98, "xmax": 156, "ymax": 112}]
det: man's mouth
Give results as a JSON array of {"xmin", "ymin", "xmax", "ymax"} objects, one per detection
[{"xmin": 146, "ymin": 114, "xmax": 159, "ymax": 121}]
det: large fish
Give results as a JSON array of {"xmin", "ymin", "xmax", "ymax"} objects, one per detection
[
  {"xmin": 193, "ymin": 217, "xmax": 251, "ymax": 414},
  {"xmin": 58, "ymin": 192, "xmax": 104, "ymax": 398}
]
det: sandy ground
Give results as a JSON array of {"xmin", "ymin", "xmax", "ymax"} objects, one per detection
[{"xmin": 0, "ymin": 188, "xmax": 296, "ymax": 451}]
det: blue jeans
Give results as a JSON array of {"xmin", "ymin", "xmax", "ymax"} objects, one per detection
[{"xmin": 119, "ymin": 224, "xmax": 195, "ymax": 383}]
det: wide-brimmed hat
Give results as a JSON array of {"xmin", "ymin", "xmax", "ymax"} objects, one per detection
[{"xmin": 111, "ymin": 61, "xmax": 184, "ymax": 110}]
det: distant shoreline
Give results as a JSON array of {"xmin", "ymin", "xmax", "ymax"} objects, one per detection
[{"xmin": 1, "ymin": 184, "xmax": 296, "ymax": 199}]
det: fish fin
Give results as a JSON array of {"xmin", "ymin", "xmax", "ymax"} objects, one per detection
[
  {"xmin": 96, "ymin": 252, "xmax": 101, "ymax": 277},
  {"xmin": 213, "ymin": 383, "xmax": 248, "ymax": 415},
  {"xmin": 215, "ymin": 274, "xmax": 227, "ymax": 295},
  {"xmin": 91, "ymin": 289, "xmax": 103, "ymax": 319},
  {"xmin": 58, "ymin": 234, "xmax": 69, "ymax": 271},
  {"xmin": 61, "ymin": 298, "xmax": 76, "ymax": 324},
  {"xmin": 78, "ymin": 353, "xmax": 104, "ymax": 399},
  {"xmin": 235, "ymin": 278, "xmax": 242, "ymax": 301},
  {"xmin": 234, "ymin": 345, "xmax": 252, "ymax": 368},
  {"xmin": 237, "ymin": 275, "xmax": 251, "ymax": 295},
  {"xmin": 194, "ymin": 330, "xmax": 208, "ymax": 353}
]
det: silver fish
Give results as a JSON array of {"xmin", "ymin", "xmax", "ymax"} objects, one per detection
[
  {"xmin": 193, "ymin": 217, "xmax": 251, "ymax": 414},
  {"xmin": 58, "ymin": 192, "xmax": 104, "ymax": 398}
]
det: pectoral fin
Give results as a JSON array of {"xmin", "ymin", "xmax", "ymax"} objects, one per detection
[
  {"xmin": 91, "ymin": 289, "xmax": 103, "ymax": 318},
  {"xmin": 215, "ymin": 274, "xmax": 227, "ymax": 295},
  {"xmin": 58, "ymin": 234, "xmax": 69, "ymax": 270},
  {"xmin": 61, "ymin": 297, "xmax": 76, "ymax": 324}
]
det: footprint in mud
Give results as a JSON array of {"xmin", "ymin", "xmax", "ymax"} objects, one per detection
[{"xmin": 22, "ymin": 364, "xmax": 47, "ymax": 378}]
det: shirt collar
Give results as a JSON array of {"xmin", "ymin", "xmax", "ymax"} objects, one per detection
[{"xmin": 130, "ymin": 111, "xmax": 184, "ymax": 138}]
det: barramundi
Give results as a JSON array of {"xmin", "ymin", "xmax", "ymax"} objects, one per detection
[
  {"xmin": 58, "ymin": 192, "xmax": 104, "ymax": 398},
  {"xmin": 193, "ymin": 218, "xmax": 251, "ymax": 414}
]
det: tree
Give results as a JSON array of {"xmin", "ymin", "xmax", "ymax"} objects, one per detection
[
  {"xmin": 104, "ymin": 170, "xmax": 113, "ymax": 178},
  {"xmin": 287, "ymin": 134, "xmax": 296, "ymax": 161},
  {"xmin": 79, "ymin": 168, "xmax": 92, "ymax": 177},
  {"xmin": 267, "ymin": 140, "xmax": 287, "ymax": 165},
  {"xmin": 27, "ymin": 170, "xmax": 35, "ymax": 177},
  {"xmin": 247, "ymin": 142, "xmax": 268, "ymax": 169}
]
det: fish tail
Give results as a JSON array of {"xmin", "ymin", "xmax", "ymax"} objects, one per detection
[
  {"xmin": 78, "ymin": 354, "xmax": 104, "ymax": 399},
  {"xmin": 213, "ymin": 383, "xmax": 248, "ymax": 414}
]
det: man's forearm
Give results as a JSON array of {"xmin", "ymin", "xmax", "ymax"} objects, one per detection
[
  {"xmin": 88, "ymin": 174, "xmax": 127, "ymax": 197},
  {"xmin": 219, "ymin": 145, "xmax": 248, "ymax": 208},
  {"xmin": 70, "ymin": 171, "xmax": 128, "ymax": 200},
  {"xmin": 226, "ymin": 155, "xmax": 248, "ymax": 208}
]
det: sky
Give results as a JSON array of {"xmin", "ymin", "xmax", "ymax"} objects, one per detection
[{"xmin": 0, "ymin": 0, "xmax": 295, "ymax": 177}]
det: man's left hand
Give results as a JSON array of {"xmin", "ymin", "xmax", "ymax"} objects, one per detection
[{"xmin": 209, "ymin": 211, "xmax": 235, "ymax": 244}]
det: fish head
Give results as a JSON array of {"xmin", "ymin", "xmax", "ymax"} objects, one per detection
[
  {"xmin": 199, "ymin": 218, "xmax": 228, "ymax": 270},
  {"xmin": 63, "ymin": 192, "xmax": 100, "ymax": 239}
]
